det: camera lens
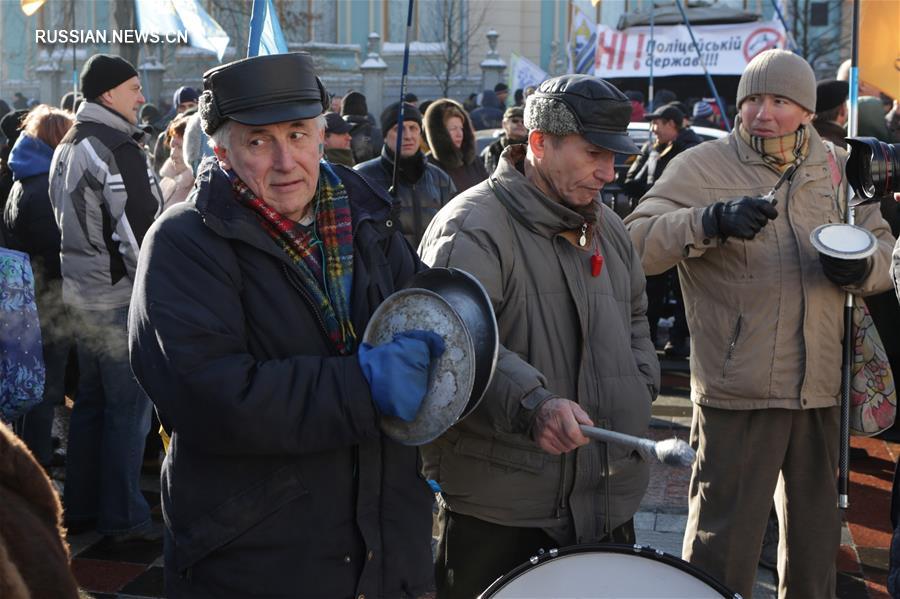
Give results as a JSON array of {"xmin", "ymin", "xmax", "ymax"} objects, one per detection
[{"xmin": 845, "ymin": 137, "xmax": 900, "ymax": 200}]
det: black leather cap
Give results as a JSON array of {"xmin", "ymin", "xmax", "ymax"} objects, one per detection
[
  {"xmin": 534, "ymin": 74, "xmax": 638, "ymax": 154},
  {"xmin": 816, "ymin": 79, "xmax": 849, "ymax": 113},
  {"xmin": 644, "ymin": 103, "xmax": 685, "ymax": 123},
  {"xmin": 201, "ymin": 53, "xmax": 327, "ymax": 132}
]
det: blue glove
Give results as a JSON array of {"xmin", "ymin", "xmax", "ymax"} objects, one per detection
[{"xmin": 357, "ymin": 330, "xmax": 445, "ymax": 421}]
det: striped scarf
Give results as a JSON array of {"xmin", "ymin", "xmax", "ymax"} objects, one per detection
[
  {"xmin": 738, "ymin": 123, "xmax": 810, "ymax": 173},
  {"xmin": 230, "ymin": 161, "xmax": 357, "ymax": 355}
]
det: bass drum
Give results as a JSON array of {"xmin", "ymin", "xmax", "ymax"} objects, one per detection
[{"xmin": 479, "ymin": 544, "xmax": 739, "ymax": 599}]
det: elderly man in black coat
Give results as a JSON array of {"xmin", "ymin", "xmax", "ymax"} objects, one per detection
[{"xmin": 128, "ymin": 52, "xmax": 443, "ymax": 598}]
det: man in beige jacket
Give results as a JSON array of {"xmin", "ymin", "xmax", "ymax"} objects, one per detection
[
  {"xmin": 419, "ymin": 75, "xmax": 659, "ymax": 598},
  {"xmin": 625, "ymin": 50, "xmax": 894, "ymax": 598}
]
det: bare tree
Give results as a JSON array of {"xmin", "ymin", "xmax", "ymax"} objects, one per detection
[
  {"xmin": 418, "ymin": 0, "xmax": 489, "ymax": 97},
  {"xmin": 782, "ymin": 0, "xmax": 850, "ymax": 77}
]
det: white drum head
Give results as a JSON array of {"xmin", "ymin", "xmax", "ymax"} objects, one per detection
[
  {"xmin": 481, "ymin": 546, "xmax": 734, "ymax": 598},
  {"xmin": 810, "ymin": 223, "xmax": 877, "ymax": 260}
]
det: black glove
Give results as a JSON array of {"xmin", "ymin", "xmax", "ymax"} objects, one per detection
[
  {"xmin": 819, "ymin": 253, "xmax": 870, "ymax": 286},
  {"xmin": 701, "ymin": 196, "xmax": 779, "ymax": 241}
]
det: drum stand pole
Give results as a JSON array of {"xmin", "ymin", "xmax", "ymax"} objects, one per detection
[{"xmin": 838, "ymin": 292, "xmax": 852, "ymax": 510}]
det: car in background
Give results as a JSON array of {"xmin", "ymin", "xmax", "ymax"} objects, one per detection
[{"xmin": 604, "ymin": 122, "xmax": 727, "ymax": 218}]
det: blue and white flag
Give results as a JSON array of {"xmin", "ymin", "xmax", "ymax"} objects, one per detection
[
  {"xmin": 508, "ymin": 53, "xmax": 548, "ymax": 92},
  {"xmin": 569, "ymin": 7, "xmax": 597, "ymax": 74},
  {"xmin": 135, "ymin": 0, "xmax": 229, "ymax": 61},
  {"xmin": 247, "ymin": 0, "xmax": 288, "ymax": 57},
  {"xmin": 173, "ymin": 0, "xmax": 230, "ymax": 61}
]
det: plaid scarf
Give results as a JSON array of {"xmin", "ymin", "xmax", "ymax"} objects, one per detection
[
  {"xmin": 230, "ymin": 161, "xmax": 357, "ymax": 355},
  {"xmin": 738, "ymin": 123, "xmax": 810, "ymax": 173}
]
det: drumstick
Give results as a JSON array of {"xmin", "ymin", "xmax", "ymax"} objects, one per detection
[
  {"xmin": 578, "ymin": 425, "xmax": 696, "ymax": 467},
  {"xmin": 761, "ymin": 163, "xmax": 798, "ymax": 206}
]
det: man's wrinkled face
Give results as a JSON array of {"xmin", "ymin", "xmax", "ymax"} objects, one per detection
[
  {"xmin": 324, "ymin": 131, "xmax": 351, "ymax": 150},
  {"xmin": 214, "ymin": 119, "xmax": 324, "ymax": 222},
  {"xmin": 503, "ymin": 115, "xmax": 527, "ymax": 142},
  {"xmin": 102, "ymin": 76, "xmax": 145, "ymax": 125},
  {"xmin": 530, "ymin": 131, "xmax": 615, "ymax": 208},
  {"xmin": 384, "ymin": 121, "xmax": 422, "ymax": 158},
  {"xmin": 650, "ymin": 118, "xmax": 678, "ymax": 145},
  {"xmin": 740, "ymin": 94, "xmax": 812, "ymax": 138}
]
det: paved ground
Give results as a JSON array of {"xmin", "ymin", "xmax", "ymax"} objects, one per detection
[{"xmin": 56, "ymin": 356, "xmax": 896, "ymax": 598}]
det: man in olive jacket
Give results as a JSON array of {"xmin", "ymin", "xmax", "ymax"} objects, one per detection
[
  {"xmin": 625, "ymin": 50, "xmax": 894, "ymax": 598},
  {"xmin": 418, "ymin": 74, "xmax": 659, "ymax": 598}
]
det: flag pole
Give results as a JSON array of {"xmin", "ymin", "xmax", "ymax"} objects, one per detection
[
  {"xmin": 837, "ymin": 0, "xmax": 861, "ymax": 512},
  {"xmin": 388, "ymin": 0, "xmax": 415, "ymax": 198},
  {"xmin": 768, "ymin": 0, "xmax": 799, "ymax": 53},
  {"xmin": 673, "ymin": 0, "xmax": 730, "ymax": 133},
  {"xmin": 648, "ymin": 4, "xmax": 655, "ymax": 111}
]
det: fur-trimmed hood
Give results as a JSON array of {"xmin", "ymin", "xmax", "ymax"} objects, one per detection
[
  {"xmin": 0, "ymin": 421, "xmax": 79, "ymax": 598},
  {"xmin": 423, "ymin": 98, "xmax": 477, "ymax": 169}
]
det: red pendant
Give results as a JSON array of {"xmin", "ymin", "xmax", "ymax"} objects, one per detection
[{"xmin": 591, "ymin": 253, "xmax": 604, "ymax": 277}]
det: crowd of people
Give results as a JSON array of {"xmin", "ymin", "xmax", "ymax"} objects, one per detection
[{"xmin": 0, "ymin": 45, "xmax": 899, "ymax": 599}]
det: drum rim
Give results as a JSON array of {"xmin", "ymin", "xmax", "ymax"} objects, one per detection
[
  {"xmin": 809, "ymin": 223, "xmax": 878, "ymax": 260},
  {"xmin": 479, "ymin": 543, "xmax": 739, "ymax": 599}
]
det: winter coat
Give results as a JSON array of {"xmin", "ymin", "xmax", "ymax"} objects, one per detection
[
  {"xmin": 3, "ymin": 135, "xmax": 60, "ymax": 285},
  {"xmin": 624, "ymin": 125, "xmax": 894, "ymax": 411},
  {"xmin": 0, "ymin": 420, "xmax": 79, "ymax": 599},
  {"xmin": 2, "ymin": 134, "xmax": 66, "ymax": 332},
  {"xmin": 355, "ymin": 146, "xmax": 455, "ymax": 249},
  {"xmin": 418, "ymin": 144, "xmax": 660, "ymax": 539},
  {"xmin": 345, "ymin": 114, "xmax": 383, "ymax": 164},
  {"xmin": 128, "ymin": 158, "xmax": 434, "ymax": 598},
  {"xmin": 813, "ymin": 119, "xmax": 847, "ymax": 147},
  {"xmin": 481, "ymin": 135, "xmax": 524, "ymax": 175},
  {"xmin": 424, "ymin": 99, "xmax": 488, "ymax": 196},
  {"xmin": 158, "ymin": 152, "xmax": 193, "ymax": 212},
  {"xmin": 469, "ymin": 90, "xmax": 505, "ymax": 131},
  {"xmin": 48, "ymin": 101, "xmax": 162, "ymax": 310},
  {"xmin": 622, "ymin": 126, "xmax": 703, "ymax": 199},
  {"xmin": 325, "ymin": 147, "xmax": 355, "ymax": 167}
]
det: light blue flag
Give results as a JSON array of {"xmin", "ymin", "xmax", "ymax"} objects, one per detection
[
  {"xmin": 173, "ymin": 0, "xmax": 230, "ymax": 61},
  {"xmin": 135, "ymin": 0, "xmax": 230, "ymax": 62},
  {"xmin": 247, "ymin": 0, "xmax": 288, "ymax": 57},
  {"xmin": 135, "ymin": 0, "xmax": 182, "ymax": 37}
]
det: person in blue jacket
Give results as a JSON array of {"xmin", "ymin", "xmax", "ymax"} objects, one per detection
[{"xmin": 128, "ymin": 52, "xmax": 444, "ymax": 598}]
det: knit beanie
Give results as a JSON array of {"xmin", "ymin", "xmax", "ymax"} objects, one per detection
[
  {"xmin": 380, "ymin": 102, "xmax": 423, "ymax": 134},
  {"xmin": 80, "ymin": 54, "xmax": 139, "ymax": 100},
  {"xmin": 736, "ymin": 49, "xmax": 816, "ymax": 112},
  {"xmin": 341, "ymin": 91, "xmax": 368, "ymax": 117},
  {"xmin": 172, "ymin": 86, "xmax": 199, "ymax": 107},
  {"xmin": 692, "ymin": 101, "xmax": 714, "ymax": 119}
]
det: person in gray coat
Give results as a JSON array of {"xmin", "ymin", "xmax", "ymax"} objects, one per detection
[{"xmin": 418, "ymin": 74, "xmax": 659, "ymax": 598}]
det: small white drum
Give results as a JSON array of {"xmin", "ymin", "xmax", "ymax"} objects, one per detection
[
  {"xmin": 810, "ymin": 223, "xmax": 878, "ymax": 260},
  {"xmin": 479, "ymin": 544, "xmax": 739, "ymax": 598}
]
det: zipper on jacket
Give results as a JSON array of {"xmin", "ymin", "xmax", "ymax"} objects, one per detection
[
  {"xmin": 722, "ymin": 314, "xmax": 743, "ymax": 378},
  {"xmin": 280, "ymin": 262, "xmax": 338, "ymax": 354}
]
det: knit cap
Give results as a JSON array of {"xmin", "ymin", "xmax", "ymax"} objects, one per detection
[
  {"xmin": 692, "ymin": 101, "xmax": 714, "ymax": 119},
  {"xmin": 380, "ymin": 102, "xmax": 423, "ymax": 134},
  {"xmin": 80, "ymin": 54, "xmax": 139, "ymax": 100},
  {"xmin": 736, "ymin": 49, "xmax": 816, "ymax": 112}
]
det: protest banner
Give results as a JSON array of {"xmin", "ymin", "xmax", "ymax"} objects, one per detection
[{"xmin": 594, "ymin": 20, "xmax": 787, "ymax": 78}]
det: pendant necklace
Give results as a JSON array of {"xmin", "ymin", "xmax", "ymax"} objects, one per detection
[{"xmin": 578, "ymin": 223, "xmax": 588, "ymax": 247}]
